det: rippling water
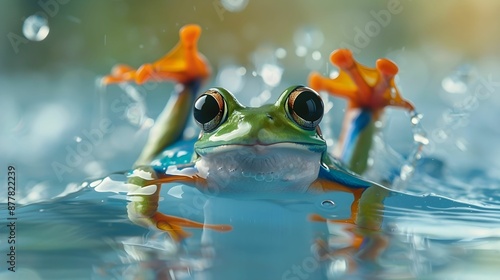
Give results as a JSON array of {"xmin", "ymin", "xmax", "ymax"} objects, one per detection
[{"xmin": 2, "ymin": 155, "xmax": 500, "ymax": 280}]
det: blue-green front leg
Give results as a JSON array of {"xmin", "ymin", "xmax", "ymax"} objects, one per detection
[
  {"xmin": 312, "ymin": 154, "xmax": 388, "ymax": 231},
  {"xmin": 334, "ymin": 108, "xmax": 376, "ymax": 175}
]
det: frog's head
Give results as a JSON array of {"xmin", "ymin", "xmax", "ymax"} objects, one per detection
[{"xmin": 192, "ymin": 86, "xmax": 326, "ymax": 192}]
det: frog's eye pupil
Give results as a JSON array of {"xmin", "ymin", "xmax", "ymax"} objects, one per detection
[
  {"xmin": 194, "ymin": 95, "xmax": 219, "ymax": 123},
  {"xmin": 293, "ymin": 91, "xmax": 323, "ymax": 122},
  {"xmin": 287, "ymin": 87, "xmax": 324, "ymax": 130},
  {"xmin": 194, "ymin": 90, "xmax": 226, "ymax": 132}
]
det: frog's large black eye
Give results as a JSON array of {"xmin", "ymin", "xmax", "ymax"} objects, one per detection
[
  {"xmin": 287, "ymin": 86, "xmax": 324, "ymax": 130},
  {"xmin": 194, "ymin": 90, "xmax": 226, "ymax": 132}
]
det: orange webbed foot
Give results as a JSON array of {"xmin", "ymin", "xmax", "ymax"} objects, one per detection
[
  {"xmin": 102, "ymin": 24, "xmax": 211, "ymax": 86},
  {"xmin": 152, "ymin": 212, "xmax": 232, "ymax": 242},
  {"xmin": 129, "ymin": 209, "xmax": 232, "ymax": 243},
  {"xmin": 308, "ymin": 49, "xmax": 414, "ymax": 114}
]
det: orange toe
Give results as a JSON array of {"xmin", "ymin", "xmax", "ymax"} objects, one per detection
[
  {"xmin": 330, "ymin": 49, "xmax": 355, "ymax": 69},
  {"xmin": 152, "ymin": 212, "xmax": 232, "ymax": 242},
  {"xmin": 102, "ymin": 24, "xmax": 211, "ymax": 86},
  {"xmin": 308, "ymin": 48, "xmax": 414, "ymax": 113}
]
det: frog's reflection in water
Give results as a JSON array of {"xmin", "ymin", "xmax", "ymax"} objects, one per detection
[{"xmin": 121, "ymin": 183, "xmax": 389, "ymax": 279}]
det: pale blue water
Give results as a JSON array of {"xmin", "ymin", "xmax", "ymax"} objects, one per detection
[{"xmin": 2, "ymin": 150, "xmax": 500, "ymax": 279}]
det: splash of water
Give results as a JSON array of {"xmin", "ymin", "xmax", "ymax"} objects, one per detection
[{"xmin": 392, "ymin": 111, "xmax": 429, "ymax": 189}]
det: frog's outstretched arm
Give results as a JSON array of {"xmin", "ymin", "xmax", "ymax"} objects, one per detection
[
  {"xmin": 311, "ymin": 156, "xmax": 388, "ymax": 230},
  {"xmin": 309, "ymin": 49, "xmax": 414, "ymax": 174},
  {"xmin": 309, "ymin": 156, "xmax": 389, "ymax": 259},
  {"xmin": 127, "ymin": 165, "xmax": 231, "ymax": 242},
  {"xmin": 102, "ymin": 24, "xmax": 211, "ymax": 166}
]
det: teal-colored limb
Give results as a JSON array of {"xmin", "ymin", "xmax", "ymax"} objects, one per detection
[
  {"xmin": 336, "ymin": 108, "xmax": 377, "ymax": 175},
  {"xmin": 314, "ymin": 157, "xmax": 389, "ymax": 230},
  {"xmin": 134, "ymin": 82, "xmax": 199, "ymax": 167}
]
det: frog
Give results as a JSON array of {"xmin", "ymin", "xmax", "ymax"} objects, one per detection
[
  {"xmin": 101, "ymin": 25, "xmax": 409, "ymax": 256},
  {"xmin": 126, "ymin": 85, "xmax": 389, "ymax": 247}
]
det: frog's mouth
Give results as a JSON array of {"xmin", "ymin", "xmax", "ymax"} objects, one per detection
[
  {"xmin": 196, "ymin": 142, "xmax": 325, "ymax": 156},
  {"xmin": 195, "ymin": 143, "xmax": 323, "ymax": 191}
]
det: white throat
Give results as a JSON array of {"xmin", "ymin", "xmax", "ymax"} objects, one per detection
[{"xmin": 195, "ymin": 143, "xmax": 322, "ymax": 193}]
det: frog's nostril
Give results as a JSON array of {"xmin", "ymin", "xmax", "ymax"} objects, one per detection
[{"xmin": 266, "ymin": 113, "xmax": 273, "ymax": 120}]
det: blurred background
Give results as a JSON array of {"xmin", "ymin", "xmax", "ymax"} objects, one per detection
[{"xmin": 1, "ymin": 0, "xmax": 500, "ymax": 203}]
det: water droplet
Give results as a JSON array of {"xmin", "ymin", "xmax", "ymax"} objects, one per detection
[
  {"xmin": 414, "ymin": 132, "xmax": 429, "ymax": 146},
  {"xmin": 275, "ymin": 48, "xmax": 287, "ymax": 59},
  {"xmin": 442, "ymin": 76, "xmax": 467, "ymax": 94},
  {"xmin": 74, "ymin": 136, "xmax": 82, "ymax": 143},
  {"xmin": 259, "ymin": 63, "xmax": 283, "ymax": 87},
  {"xmin": 441, "ymin": 65, "xmax": 474, "ymax": 94},
  {"xmin": 410, "ymin": 113, "xmax": 423, "ymax": 125},
  {"xmin": 321, "ymin": 200, "xmax": 335, "ymax": 208},
  {"xmin": 312, "ymin": 51, "xmax": 322, "ymax": 61},
  {"xmin": 23, "ymin": 14, "xmax": 49, "ymax": 41},
  {"xmin": 236, "ymin": 66, "xmax": 246, "ymax": 76},
  {"xmin": 399, "ymin": 164, "xmax": 414, "ymax": 181},
  {"xmin": 295, "ymin": 46, "xmax": 307, "ymax": 57},
  {"xmin": 393, "ymin": 110, "xmax": 429, "ymax": 189},
  {"xmin": 217, "ymin": 64, "xmax": 245, "ymax": 92},
  {"xmin": 220, "ymin": 0, "xmax": 249, "ymax": 12},
  {"xmin": 329, "ymin": 69, "xmax": 339, "ymax": 79}
]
